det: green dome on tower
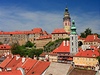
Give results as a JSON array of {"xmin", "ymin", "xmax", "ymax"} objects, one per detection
[{"xmin": 71, "ymin": 20, "xmax": 77, "ymax": 35}]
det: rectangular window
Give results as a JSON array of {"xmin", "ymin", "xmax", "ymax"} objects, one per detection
[
  {"xmin": 72, "ymin": 42, "xmax": 73, "ymax": 46},
  {"xmin": 72, "ymin": 37, "xmax": 73, "ymax": 40}
]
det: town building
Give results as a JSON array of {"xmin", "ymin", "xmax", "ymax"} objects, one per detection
[
  {"xmin": 73, "ymin": 46, "xmax": 99, "ymax": 70},
  {"xmin": 84, "ymin": 34, "xmax": 100, "ymax": 47},
  {"xmin": 0, "ymin": 44, "xmax": 11, "ymax": 56}
]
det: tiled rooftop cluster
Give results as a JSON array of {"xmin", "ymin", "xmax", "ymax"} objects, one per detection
[{"xmin": 0, "ymin": 55, "xmax": 50, "ymax": 75}]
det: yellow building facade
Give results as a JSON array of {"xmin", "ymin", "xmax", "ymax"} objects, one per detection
[{"xmin": 73, "ymin": 57, "xmax": 98, "ymax": 67}]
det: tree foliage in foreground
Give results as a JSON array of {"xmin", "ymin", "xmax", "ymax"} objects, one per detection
[{"xmin": 11, "ymin": 41, "xmax": 43, "ymax": 58}]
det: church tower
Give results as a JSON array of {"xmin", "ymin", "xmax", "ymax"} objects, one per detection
[
  {"xmin": 70, "ymin": 20, "xmax": 78, "ymax": 54},
  {"xmin": 63, "ymin": 7, "xmax": 71, "ymax": 32}
]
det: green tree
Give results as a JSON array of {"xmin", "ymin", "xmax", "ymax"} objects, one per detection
[
  {"xmin": 80, "ymin": 28, "xmax": 92, "ymax": 38},
  {"xmin": 28, "ymin": 48, "xmax": 43, "ymax": 59},
  {"xmin": 11, "ymin": 43, "xmax": 21, "ymax": 54},
  {"xmin": 25, "ymin": 41, "xmax": 34, "ymax": 48}
]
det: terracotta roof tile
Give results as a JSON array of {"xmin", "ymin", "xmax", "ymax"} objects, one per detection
[
  {"xmin": 21, "ymin": 58, "xmax": 37, "ymax": 73},
  {"xmin": 0, "ymin": 28, "xmax": 45, "ymax": 35},
  {"xmin": 6, "ymin": 56, "xmax": 22, "ymax": 68},
  {"xmin": 53, "ymin": 41, "xmax": 70, "ymax": 53},
  {"xmin": 75, "ymin": 49, "xmax": 99, "ymax": 58},
  {"xmin": 0, "ymin": 57, "xmax": 12, "ymax": 68},
  {"xmin": 32, "ymin": 28, "xmax": 43, "ymax": 34},
  {"xmin": 85, "ymin": 35, "xmax": 99, "ymax": 42},
  {"xmin": 26, "ymin": 61, "xmax": 50, "ymax": 75}
]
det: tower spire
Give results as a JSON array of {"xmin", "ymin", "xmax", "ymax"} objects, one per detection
[{"xmin": 63, "ymin": 6, "xmax": 71, "ymax": 32}]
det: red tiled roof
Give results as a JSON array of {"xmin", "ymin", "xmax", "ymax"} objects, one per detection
[
  {"xmin": 22, "ymin": 58, "xmax": 37, "ymax": 73},
  {"xmin": 75, "ymin": 49, "xmax": 99, "ymax": 58},
  {"xmin": 37, "ymin": 34, "xmax": 52, "ymax": 40},
  {"xmin": 0, "ymin": 70, "xmax": 22, "ymax": 75},
  {"xmin": 85, "ymin": 35, "xmax": 100, "ymax": 42},
  {"xmin": 0, "ymin": 57, "xmax": 12, "ymax": 68},
  {"xmin": 0, "ymin": 44, "xmax": 11, "ymax": 50},
  {"xmin": 6, "ymin": 56, "xmax": 22, "ymax": 68},
  {"xmin": 52, "ymin": 28, "xmax": 69, "ymax": 34},
  {"xmin": 0, "ymin": 28, "xmax": 45, "ymax": 35},
  {"xmin": 53, "ymin": 41, "xmax": 70, "ymax": 53},
  {"xmin": 12, "ymin": 61, "xmax": 23, "ymax": 70},
  {"xmin": 26, "ymin": 61, "xmax": 50, "ymax": 75},
  {"xmin": 32, "ymin": 28, "xmax": 43, "ymax": 34}
]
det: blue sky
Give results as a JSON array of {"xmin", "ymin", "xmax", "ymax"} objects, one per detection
[{"xmin": 0, "ymin": 0, "xmax": 100, "ymax": 34}]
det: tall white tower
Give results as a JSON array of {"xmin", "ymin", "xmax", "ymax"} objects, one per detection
[
  {"xmin": 70, "ymin": 20, "xmax": 78, "ymax": 54},
  {"xmin": 63, "ymin": 7, "xmax": 71, "ymax": 32}
]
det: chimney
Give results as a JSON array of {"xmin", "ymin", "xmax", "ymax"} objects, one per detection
[
  {"xmin": 67, "ymin": 41, "xmax": 69, "ymax": 46},
  {"xmin": 22, "ymin": 57, "xmax": 25, "ymax": 63},
  {"xmin": 94, "ymin": 35, "xmax": 95, "ymax": 39},
  {"xmin": 63, "ymin": 41, "xmax": 65, "ymax": 46},
  {"xmin": 16, "ymin": 55, "xmax": 20, "ymax": 60}
]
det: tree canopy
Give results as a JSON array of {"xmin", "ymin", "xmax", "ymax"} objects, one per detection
[
  {"xmin": 80, "ymin": 28, "xmax": 92, "ymax": 38},
  {"xmin": 11, "ymin": 41, "xmax": 43, "ymax": 58}
]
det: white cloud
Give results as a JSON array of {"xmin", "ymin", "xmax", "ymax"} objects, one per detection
[
  {"xmin": 0, "ymin": 7, "xmax": 99, "ymax": 34},
  {"xmin": 0, "ymin": 8, "xmax": 63, "ymax": 33}
]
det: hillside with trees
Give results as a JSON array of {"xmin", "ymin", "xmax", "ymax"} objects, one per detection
[{"xmin": 11, "ymin": 41, "xmax": 43, "ymax": 59}]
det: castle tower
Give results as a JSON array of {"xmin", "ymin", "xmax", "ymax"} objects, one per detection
[
  {"xmin": 70, "ymin": 20, "xmax": 78, "ymax": 54},
  {"xmin": 63, "ymin": 7, "xmax": 71, "ymax": 32}
]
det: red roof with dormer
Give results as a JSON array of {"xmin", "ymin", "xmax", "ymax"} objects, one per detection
[
  {"xmin": 85, "ymin": 35, "xmax": 100, "ymax": 42},
  {"xmin": 6, "ymin": 56, "xmax": 22, "ymax": 68},
  {"xmin": 0, "ymin": 44, "xmax": 11, "ymax": 50},
  {"xmin": 52, "ymin": 28, "xmax": 69, "ymax": 34},
  {"xmin": 22, "ymin": 58, "xmax": 37, "ymax": 73},
  {"xmin": 75, "ymin": 48, "xmax": 99, "ymax": 58},
  {"xmin": 53, "ymin": 41, "xmax": 70, "ymax": 53}
]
